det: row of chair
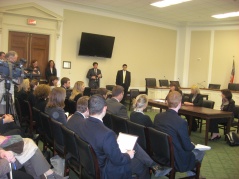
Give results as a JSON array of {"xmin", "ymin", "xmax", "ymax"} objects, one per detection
[{"xmin": 102, "ymin": 113, "xmax": 201, "ymax": 179}]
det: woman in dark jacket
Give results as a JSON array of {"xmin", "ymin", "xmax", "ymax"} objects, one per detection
[
  {"xmin": 45, "ymin": 60, "xmax": 57, "ymax": 83},
  {"xmin": 209, "ymin": 89, "xmax": 235, "ymax": 140},
  {"xmin": 165, "ymin": 82, "xmax": 182, "ymax": 101}
]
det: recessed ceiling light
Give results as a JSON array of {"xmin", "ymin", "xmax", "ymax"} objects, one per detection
[
  {"xmin": 212, "ymin": 11, "xmax": 239, "ymax": 19},
  {"xmin": 150, "ymin": 0, "xmax": 192, "ymax": 8}
]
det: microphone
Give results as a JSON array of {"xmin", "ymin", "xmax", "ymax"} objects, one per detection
[
  {"xmin": 164, "ymin": 76, "xmax": 166, "ymax": 79},
  {"xmin": 197, "ymin": 81, "xmax": 206, "ymax": 88}
]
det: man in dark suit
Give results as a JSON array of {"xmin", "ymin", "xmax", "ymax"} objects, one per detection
[
  {"xmin": 106, "ymin": 85, "xmax": 129, "ymax": 119},
  {"xmin": 75, "ymin": 94, "xmax": 171, "ymax": 179},
  {"xmin": 86, "ymin": 62, "xmax": 102, "ymax": 89},
  {"xmin": 60, "ymin": 77, "xmax": 71, "ymax": 99},
  {"xmin": 67, "ymin": 96, "xmax": 89, "ymax": 133},
  {"xmin": 116, "ymin": 64, "xmax": 131, "ymax": 104},
  {"xmin": 154, "ymin": 91, "xmax": 205, "ymax": 176}
]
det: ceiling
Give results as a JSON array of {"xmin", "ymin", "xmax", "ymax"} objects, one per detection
[{"xmin": 55, "ymin": 0, "xmax": 239, "ymax": 27}]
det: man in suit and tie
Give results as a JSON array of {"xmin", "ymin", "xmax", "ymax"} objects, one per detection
[
  {"xmin": 66, "ymin": 96, "xmax": 89, "ymax": 133},
  {"xmin": 86, "ymin": 62, "xmax": 102, "ymax": 89},
  {"xmin": 74, "ymin": 94, "xmax": 171, "ymax": 179},
  {"xmin": 154, "ymin": 91, "xmax": 205, "ymax": 176},
  {"xmin": 60, "ymin": 77, "xmax": 71, "ymax": 99},
  {"xmin": 106, "ymin": 85, "xmax": 129, "ymax": 119},
  {"xmin": 116, "ymin": 64, "xmax": 131, "ymax": 104}
]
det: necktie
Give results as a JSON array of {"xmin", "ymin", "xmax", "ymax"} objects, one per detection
[
  {"xmin": 94, "ymin": 69, "xmax": 97, "ymax": 75},
  {"xmin": 123, "ymin": 71, "xmax": 126, "ymax": 84}
]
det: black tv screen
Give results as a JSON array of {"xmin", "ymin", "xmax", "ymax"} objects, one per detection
[{"xmin": 79, "ymin": 32, "xmax": 115, "ymax": 58}]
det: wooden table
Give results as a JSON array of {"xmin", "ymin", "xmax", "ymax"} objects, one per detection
[{"xmin": 148, "ymin": 99, "xmax": 233, "ymax": 145}]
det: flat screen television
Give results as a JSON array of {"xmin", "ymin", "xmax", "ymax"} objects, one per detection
[{"xmin": 78, "ymin": 32, "xmax": 115, "ymax": 58}]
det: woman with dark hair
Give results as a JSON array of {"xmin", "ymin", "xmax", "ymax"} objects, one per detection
[
  {"xmin": 48, "ymin": 76, "xmax": 59, "ymax": 90},
  {"xmin": 165, "ymin": 82, "xmax": 182, "ymax": 101},
  {"xmin": 209, "ymin": 89, "xmax": 235, "ymax": 140},
  {"xmin": 45, "ymin": 60, "xmax": 57, "ymax": 82},
  {"xmin": 45, "ymin": 87, "xmax": 67, "ymax": 125},
  {"xmin": 34, "ymin": 84, "xmax": 51, "ymax": 112}
]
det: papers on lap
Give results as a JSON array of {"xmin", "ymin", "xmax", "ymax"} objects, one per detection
[
  {"xmin": 117, "ymin": 132, "xmax": 138, "ymax": 153},
  {"xmin": 195, "ymin": 144, "xmax": 211, "ymax": 151}
]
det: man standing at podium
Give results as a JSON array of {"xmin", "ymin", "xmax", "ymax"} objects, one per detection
[
  {"xmin": 116, "ymin": 64, "xmax": 131, "ymax": 104},
  {"xmin": 87, "ymin": 62, "xmax": 102, "ymax": 89}
]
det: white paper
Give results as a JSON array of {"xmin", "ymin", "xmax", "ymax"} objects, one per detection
[
  {"xmin": 117, "ymin": 132, "xmax": 138, "ymax": 153},
  {"xmin": 154, "ymin": 99, "xmax": 166, "ymax": 103},
  {"xmin": 195, "ymin": 144, "xmax": 211, "ymax": 151}
]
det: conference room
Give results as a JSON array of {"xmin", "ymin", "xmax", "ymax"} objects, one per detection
[{"xmin": 0, "ymin": 0, "xmax": 239, "ymax": 179}]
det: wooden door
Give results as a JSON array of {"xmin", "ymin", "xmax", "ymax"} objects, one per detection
[{"xmin": 8, "ymin": 31, "xmax": 50, "ymax": 79}]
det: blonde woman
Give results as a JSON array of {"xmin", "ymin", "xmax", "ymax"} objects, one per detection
[
  {"xmin": 184, "ymin": 85, "xmax": 203, "ymax": 131},
  {"xmin": 16, "ymin": 79, "xmax": 30, "ymax": 116},
  {"xmin": 130, "ymin": 94, "xmax": 154, "ymax": 127},
  {"xmin": 69, "ymin": 81, "xmax": 85, "ymax": 102}
]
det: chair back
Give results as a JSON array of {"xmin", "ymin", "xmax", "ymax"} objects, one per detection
[
  {"xmin": 84, "ymin": 87, "xmax": 91, "ymax": 96},
  {"xmin": 75, "ymin": 134, "xmax": 100, "ymax": 179},
  {"xmin": 147, "ymin": 127, "xmax": 173, "ymax": 168},
  {"xmin": 102, "ymin": 112, "xmax": 113, "ymax": 129},
  {"xmin": 145, "ymin": 78, "xmax": 156, "ymax": 94},
  {"xmin": 159, "ymin": 80, "xmax": 169, "ymax": 87},
  {"xmin": 208, "ymin": 84, "xmax": 221, "ymax": 89},
  {"xmin": 228, "ymin": 83, "xmax": 239, "ymax": 91},
  {"xmin": 130, "ymin": 89, "xmax": 140, "ymax": 99},
  {"xmin": 23, "ymin": 100, "xmax": 34, "ymax": 134},
  {"xmin": 32, "ymin": 107, "xmax": 41, "ymax": 130},
  {"xmin": 106, "ymin": 85, "xmax": 115, "ymax": 91},
  {"xmin": 14, "ymin": 98, "xmax": 22, "ymax": 123},
  {"xmin": 233, "ymin": 105, "xmax": 239, "ymax": 119},
  {"xmin": 111, "ymin": 115, "xmax": 128, "ymax": 135},
  {"xmin": 68, "ymin": 100, "xmax": 77, "ymax": 115},
  {"xmin": 202, "ymin": 100, "xmax": 215, "ymax": 109},
  {"xmin": 40, "ymin": 112, "xmax": 53, "ymax": 144},
  {"xmin": 170, "ymin": 81, "xmax": 180, "ymax": 87},
  {"xmin": 127, "ymin": 121, "xmax": 147, "ymax": 152},
  {"xmin": 61, "ymin": 125, "xmax": 79, "ymax": 160}
]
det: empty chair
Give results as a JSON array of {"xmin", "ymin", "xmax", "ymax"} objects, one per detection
[
  {"xmin": 208, "ymin": 84, "xmax": 221, "ymax": 89},
  {"xmin": 111, "ymin": 114, "xmax": 128, "ymax": 135},
  {"xmin": 170, "ymin": 81, "xmax": 180, "ymax": 87},
  {"xmin": 40, "ymin": 112, "xmax": 53, "ymax": 152},
  {"xmin": 159, "ymin": 80, "xmax": 169, "ymax": 87},
  {"xmin": 102, "ymin": 112, "xmax": 113, "ymax": 129},
  {"xmin": 129, "ymin": 89, "xmax": 140, "ymax": 110},
  {"xmin": 106, "ymin": 85, "xmax": 115, "ymax": 91},
  {"xmin": 75, "ymin": 134, "xmax": 100, "ymax": 179},
  {"xmin": 145, "ymin": 78, "xmax": 156, "ymax": 94},
  {"xmin": 228, "ymin": 83, "xmax": 239, "ymax": 91}
]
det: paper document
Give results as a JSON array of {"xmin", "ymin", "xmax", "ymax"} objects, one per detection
[
  {"xmin": 154, "ymin": 99, "xmax": 166, "ymax": 103},
  {"xmin": 117, "ymin": 132, "xmax": 138, "ymax": 153},
  {"xmin": 195, "ymin": 144, "xmax": 211, "ymax": 151}
]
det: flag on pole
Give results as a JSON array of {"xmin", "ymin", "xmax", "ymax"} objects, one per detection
[{"xmin": 230, "ymin": 60, "xmax": 235, "ymax": 83}]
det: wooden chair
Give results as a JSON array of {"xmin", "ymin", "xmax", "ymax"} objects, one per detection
[
  {"xmin": 75, "ymin": 134, "xmax": 100, "ymax": 179},
  {"xmin": 147, "ymin": 127, "xmax": 201, "ymax": 179},
  {"xmin": 111, "ymin": 114, "xmax": 128, "ymax": 135},
  {"xmin": 128, "ymin": 89, "xmax": 140, "ymax": 110}
]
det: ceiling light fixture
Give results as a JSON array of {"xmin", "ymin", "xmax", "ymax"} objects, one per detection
[
  {"xmin": 212, "ymin": 11, "xmax": 239, "ymax": 19},
  {"xmin": 150, "ymin": 0, "xmax": 192, "ymax": 8}
]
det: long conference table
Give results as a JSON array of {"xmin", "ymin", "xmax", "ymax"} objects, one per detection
[{"xmin": 148, "ymin": 99, "xmax": 233, "ymax": 145}]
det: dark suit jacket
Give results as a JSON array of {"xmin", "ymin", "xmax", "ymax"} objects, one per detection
[
  {"xmin": 76, "ymin": 117, "xmax": 132, "ymax": 179},
  {"xmin": 154, "ymin": 109, "xmax": 195, "ymax": 172},
  {"xmin": 130, "ymin": 111, "xmax": 154, "ymax": 128},
  {"xmin": 61, "ymin": 86, "xmax": 71, "ymax": 99},
  {"xmin": 45, "ymin": 67, "xmax": 57, "ymax": 82},
  {"xmin": 86, "ymin": 68, "xmax": 102, "ymax": 88},
  {"xmin": 106, "ymin": 98, "xmax": 129, "ymax": 119},
  {"xmin": 116, "ymin": 70, "xmax": 131, "ymax": 87},
  {"xmin": 188, "ymin": 93, "xmax": 203, "ymax": 106},
  {"xmin": 45, "ymin": 106, "xmax": 67, "ymax": 125},
  {"xmin": 66, "ymin": 112, "xmax": 85, "ymax": 134}
]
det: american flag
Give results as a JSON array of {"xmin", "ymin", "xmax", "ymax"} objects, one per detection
[{"xmin": 230, "ymin": 60, "xmax": 235, "ymax": 83}]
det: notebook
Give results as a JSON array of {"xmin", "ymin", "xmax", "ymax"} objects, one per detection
[{"xmin": 117, "ymin": 132, "xmax": 138, "ymax": 153}]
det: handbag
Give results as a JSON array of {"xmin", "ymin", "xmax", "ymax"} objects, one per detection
[{"xmin": 226, "ymin": 131, "xmax": 239, "ymax": 146}]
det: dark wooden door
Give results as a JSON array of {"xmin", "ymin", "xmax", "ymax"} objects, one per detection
[{"xmin": 8, "ymin": 31, "xmax": 50, "ymax": 79}]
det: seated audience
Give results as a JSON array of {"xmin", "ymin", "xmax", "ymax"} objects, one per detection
[
  {"xmin": 73, "ymin": 94, "xmax": 171, "ymax": 179},
  {"xmin": 45, "ymin": 60, "xmax": 57, "ymax": 83},
  {"xmin": 60, "ymin": 77, "xmax": 71, "ymax": 99},
  {"xmin": 106, "ymin": 85, "xmax": 129, "ymax": 119},
  {"xmin": 45, "ymin": 87, "xmax": 67, "ymax": 125},
  {"xmin": 48, "ymin": 76, "xmax": 59, "ymax": 90},
  {"xmin": 0, "ymin": 114, "xmax": 23, "ymax": 136},
  {"xmin": 184, "ymin": 85, "xmax": 203, "ymax": 131},
  {"xmin": 209, "ymin": 89, "xmax": 235, "ymax": 140},
  {"xmin": 154, "ymin": 91, "xmax": 205, "ymax": 176},
  {"xmin": 165, "ymin": 82, "xmax": 182, "ymax": 101},
  {"xmin": 29, "ymin": 60, "xmax": 41, "ymax": 81},
  {"xmin": 130, "ymin": 94, "xmax": 154, "ymax": 128},
  {"xmin": 96, "ymin": 88, "xmax": 108, "ymax": 99},
  {"xmin": 27, "ymin": 79, "xmax": 38, "ymax": 107},
  {"xmin": 69, "ymin": 81, "xmax": 85, "ymax": 102},
  {"xmin": 0, "ymin": 135, "xmax": 66, "ymax": 179},
  {"xmin": 0, "ymin": 51, "xmax": 5, "ymax": 61},
  {"xmin": 34, "ymin": 84, "xmax": 51, "ymax": 112},
  {"xmin": 67, "ymin": 96, "xmax": 89, "ymax": 133}
]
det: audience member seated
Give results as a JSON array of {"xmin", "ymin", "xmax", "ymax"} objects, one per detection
[
  {"xmin": 106, "ymin": 85, "xmax": 129, "ymax": 119},
  {"xmin": 48, "ymin": 76, "xmax": 59, "ymax": 90},
  {"xmin": 96, "ymin": 88, "xmax": 111, "ymax": 99},
  {"xmin": 73, "ymin": 94, "xmax": 171, "ymax": 179},
  {"xmin": 130, "ymin": 94, "xmax": 154, "ymax": 128},
  {"xmin": 45, "ymin": 87, "xmax": 67, "ymax": 125},
  {"xmin": 45, "ymin": 60, "xmax": 57, "ymax": 83},
  {"xmin": 0, "ymin": 114, "xmax": 23, "ymax": 136},
  {"xmin": 0, "ymin": 135, "xmax": 66, "ymax": 179},
  {"xmin": 34, "ymin": 84, "xmax": 51, "ymax": 112},
  {"xmin": 29, "ymin": 60, "xmax": 41, "ymax": 81},
  {"xmin": 184, "ymin": 85, "xmax": 203, "ymax": 131},
  {"xmin": 69, "ymin": 81, "xmax": 85, "ymax": 102},
  {"xmin": 154, "ymin": 91, "xmax": 205, "ymax": 176},
  {"xmin": 60, "ymin": 77, "xmax": 71, "ymax": 99},
  {"xmin": 67, "ymin": 96, "xmax": 89, "ymax": 133},
  {"xmin": 165, "ymin": 82, "xmax": 182, "ymax": 101},
  {"xmin": 209, "ymin": 89, "xmax": 235, "ymax": 140},
  {"xmin": 27, "ymin": 79, "xmax": 38, "ymax": 107}
]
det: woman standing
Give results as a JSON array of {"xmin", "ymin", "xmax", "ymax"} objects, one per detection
[{"xmin": 45, "ymin": 60, "xmax": 57, "ymax": 83}]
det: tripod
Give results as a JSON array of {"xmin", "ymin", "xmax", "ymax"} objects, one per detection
[{"xmin": 0, "ymin": 79, "xmax": 20, "ymax": 126}]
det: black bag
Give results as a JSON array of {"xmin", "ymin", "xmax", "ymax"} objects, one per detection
[{"xmin": 226, "ymin": 132, "xmax": 239, "ymax": 146}]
